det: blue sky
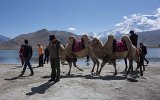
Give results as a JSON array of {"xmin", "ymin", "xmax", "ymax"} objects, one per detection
[{"xmin": 0, "ymin": 0, "xmax": 160, "ymax": 38}]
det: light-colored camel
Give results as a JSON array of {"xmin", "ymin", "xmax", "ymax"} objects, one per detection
[
  {"xmin": 59, "ymin": 44, "xmax": 83, "ymax": 75},
  {"xmin": 65, "ymin": 35, "xmax": 99, "ymax": 75},
  {"xmin": 91, "ymin": 35, "xmax": 143, "ymax": 77}
]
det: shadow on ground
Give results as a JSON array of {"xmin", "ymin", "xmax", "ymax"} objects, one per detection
[
  {"xmin": 4, "ymin": 75, "xmax": 33, "ymax": 80},
  {"xmin": 26, "ymin": 81, "xmax": 56, "ymax": 95}
]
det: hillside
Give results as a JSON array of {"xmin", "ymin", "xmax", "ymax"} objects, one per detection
[
  {"xmin": 0, "ymin": 29, "xmax": 78, "ymax": 50},
  {"xmin": 0, "ymin": 35, "xmax": 10, "ymax": 43},
  {"xmin": 137, "ymin": 29, "xmax": 160, "ymax": 47}
]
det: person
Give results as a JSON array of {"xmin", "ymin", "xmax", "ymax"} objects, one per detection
[
  {"xmin": 37, "ymin": 43, "xmax": 44, "ymax": 67},
  {"xmin": 124, "ymin": 30, "xmax": 138, "ymax": 71},
  {"xmin": 48, "ymin": 35, "xmax": 61, "ymax": 82},
  {"xmin": 19, "ymin": 39, "xmax": 34, "ymax": 76},
  {"xmin": 43, "ymin": 46, "xmax": 50, "ymax": 64},
  {"xmin": 129, "ymin": 30, "xmax": 138, "ymax": 47},
  {"xmin": 19, "ymin": 44, "xmax": 25, "ymax": 66},
  {"xmin": 139, "ymin": 43, "xmax": 149, "ymax": 65}
]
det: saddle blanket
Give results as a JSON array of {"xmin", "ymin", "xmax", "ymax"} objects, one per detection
[
  {"xmin": 72, "ymin": 39, "xmax": 85, "ymax": 52},
  {"xmin": 113, "ymin": 39, "xmax": 128, "ymax": 52}
]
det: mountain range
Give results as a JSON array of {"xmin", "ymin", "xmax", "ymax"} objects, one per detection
[
  {"xmin": 0, "ymin": 35, "xmax": 10, "ymax": 43},
  {"xmin": 0, "ymin": 29, "xmax": 79, "ymax": 49},
  {"xmin": 0, "ymin": 29, "xmax": 160, "ymax": 50}
]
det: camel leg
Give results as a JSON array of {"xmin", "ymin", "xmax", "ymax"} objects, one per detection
[
  {"xmin": 91, "ymin": 60, "xmax": 96, "ymax": 73},
  {"xmin": 124, "ymin": 58, "xmax": 128, "ymax": 71},
  {"xmin": 97, "ymin": 60, "xmax": 107, "ymax": 75},
  {"xmin": 67, "ymin": 61, "xmax": 72, "ymax": 75},
  {"xmin": 125, "ymin": 59, "xmax": 133, "ymax": 78},
  {"xmin": 73, "ymin": 61, "xmax": 83, "ymax": 72},
  {"xmin": 95, "ymin": 59, "xmax": 100, "ymax": 74},
  {"xmin": 112, "ymin": 60, "xmax": 117, "ymax": 76}
]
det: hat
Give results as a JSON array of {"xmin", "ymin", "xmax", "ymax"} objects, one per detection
[
  {"xmin": 24, "ymin": 39, "xmax": 28, "ymax": 44},
  {"xmin": 129, "ymin": 30, "xmax": 134, "ymax": 34},
  {"xmin": 49, "ymin": 35, "xmax": 55, "ymax": 41}
]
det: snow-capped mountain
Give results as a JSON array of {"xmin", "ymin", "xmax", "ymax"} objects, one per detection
[
  {"xmin": 114, "ymin": 8, "xmax": 160, "ymax": 34},
  {"xmin": 87, "ymin": 8, "xmax": 160, "ymax": 43}
]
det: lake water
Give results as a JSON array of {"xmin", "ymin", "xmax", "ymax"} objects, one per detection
[{"xmin": 0, "ymin": 48, "xmax": 160, "ymax": 64}]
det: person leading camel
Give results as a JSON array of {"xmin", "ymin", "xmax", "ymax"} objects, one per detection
[{"xmin": 48, "ymin": 35, "xmax": 61, "ymax": 82}]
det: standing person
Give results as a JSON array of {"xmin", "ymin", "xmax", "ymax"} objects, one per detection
[
  {"xmin": 129, "ymin": 30, "xmax": 138, "ymax": 47},
  {"xmin": 37, "ymin": 43, "xmax": 44, "ymax": 67},
  {"xmin": 43, "ymin": 46, "xmax": 50, "ymax": 64},
  {"xmin": 19, "ymin": 39, "xmax": 34, "ymax": 76},
  {"xmin": 48, "ymin": 35, "xmax": 61, "ymax": 82},
  {"xmin": 139, "ymin": 43, "xmax": 149, "ymax": 65},
  {"xmin": 124, "ymin": 30, "xmax": 139, "ymax": 71},
  {"xmin": 19, "ymin": 44, "xmax": 25, "ymax": 66}
]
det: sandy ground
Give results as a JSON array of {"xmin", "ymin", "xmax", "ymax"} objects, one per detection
[{"xmin": 0, "ymin": 61, "xmax": 160, "ymax": 100}]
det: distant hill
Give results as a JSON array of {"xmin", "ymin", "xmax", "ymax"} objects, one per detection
[
  {"xmin": 137, "ymin": 29, "xmax": 160, "ymax": 47},
  {"xmin": 1, "ymin": 29, "xmax": 160, "ymax": 50},
  {"xmin": 0, "ymin": 35, "xmax": 10, "ymax": 43},
  {"xmin": 0, "ymin": 29, "xmax": 79, "ymax": 50}
]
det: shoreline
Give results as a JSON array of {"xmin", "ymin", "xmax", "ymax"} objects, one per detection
[{"xmin": 0, "ymin": 62, "xmax": 160, "ymax": 100}]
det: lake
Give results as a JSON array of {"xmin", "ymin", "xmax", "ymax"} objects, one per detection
[{"xmin": 0, "ymin": 48, "xmax": 160, "ymax": 65}]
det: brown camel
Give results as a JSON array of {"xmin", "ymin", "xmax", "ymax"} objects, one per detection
[
  {"xmin": 65, "ymin": 35, "xmax": 99, "ymax": 75},
  {"xmin": 91, "ymin": 35, "xmax": 143, "ymax": 77}
]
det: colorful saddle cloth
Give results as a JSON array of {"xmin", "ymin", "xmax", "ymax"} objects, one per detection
[
  {"xmin": 113, "ymin": 39, "xmax": 128, "ymax": 52},
  {"xmin": 72, "ymin": 39, "xmax": 85, "ymax": 52}
]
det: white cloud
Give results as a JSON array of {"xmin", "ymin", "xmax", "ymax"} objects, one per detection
[
  {"xmin": 68, "ymin": 27, "xmax": 76, "ymax": 31},
  {"xmin": 115, "ymin": 7, "xmax": 160, "ymax": 34}
]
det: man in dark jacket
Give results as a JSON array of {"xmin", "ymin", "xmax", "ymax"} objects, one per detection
[
  {"xmin": 124, "ymin": 30, "xmax": 138, "ymax": 71},
  {"xmin": 129, "ymin": 30, "xmax": 138, "ymax": 47},
  {"xmin": 139, "ymin": 43, "xmax": 149, "ymax": 65},
  {"xmin": 48, "ymin": 35, "xmax": 61, "ymax": 82},
  {"xmin": 19, "ymin": 39, "xmax": 34, "ymax": 76}
]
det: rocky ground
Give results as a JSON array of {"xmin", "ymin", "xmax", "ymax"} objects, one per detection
[{"xmin": 0, "ymin": 62, "xmax": 160, "ymax": 100}]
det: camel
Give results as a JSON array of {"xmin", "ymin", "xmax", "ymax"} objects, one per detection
[
  {"xmin": 91, "ymin": 35, "xmax": 143, "ymax": 77},
  {"xmin": 59, "ymin": 43, "xmax": 83, "ymax": 75},
  {"xmin": 64, "ymin": 35, "xmax": 99, "ymax": 75}
]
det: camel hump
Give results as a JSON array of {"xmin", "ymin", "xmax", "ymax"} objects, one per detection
[
  {"xmin": 121, "ymin": 35, "xmax": 132, "ymax": 45},
  {"xmin": 69, "ymin": 35, "xmax": 76, "ymax": 41},
  {"xmin": 108, "ymin": 35, "xmax": 115, "ymax": 41},
  {"xmin": 81, "ymin": 34, "xmax": 91, "ymax": 43}
]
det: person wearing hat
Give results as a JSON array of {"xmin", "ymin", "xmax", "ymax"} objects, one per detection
[
  {"xmin": 48, "ymin": 35, "xmax": 61, "ymax": 82},
  {"xmin": 37, "ymin": 43, "xmax": 44, "ymax": 67},
  {"xmin": 129, "ymin": 30, "xmax": 138, "ymax": 48},
  {"xmin": 19, "ymin": 39, "xmax": 34, "ymax": 76}
]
